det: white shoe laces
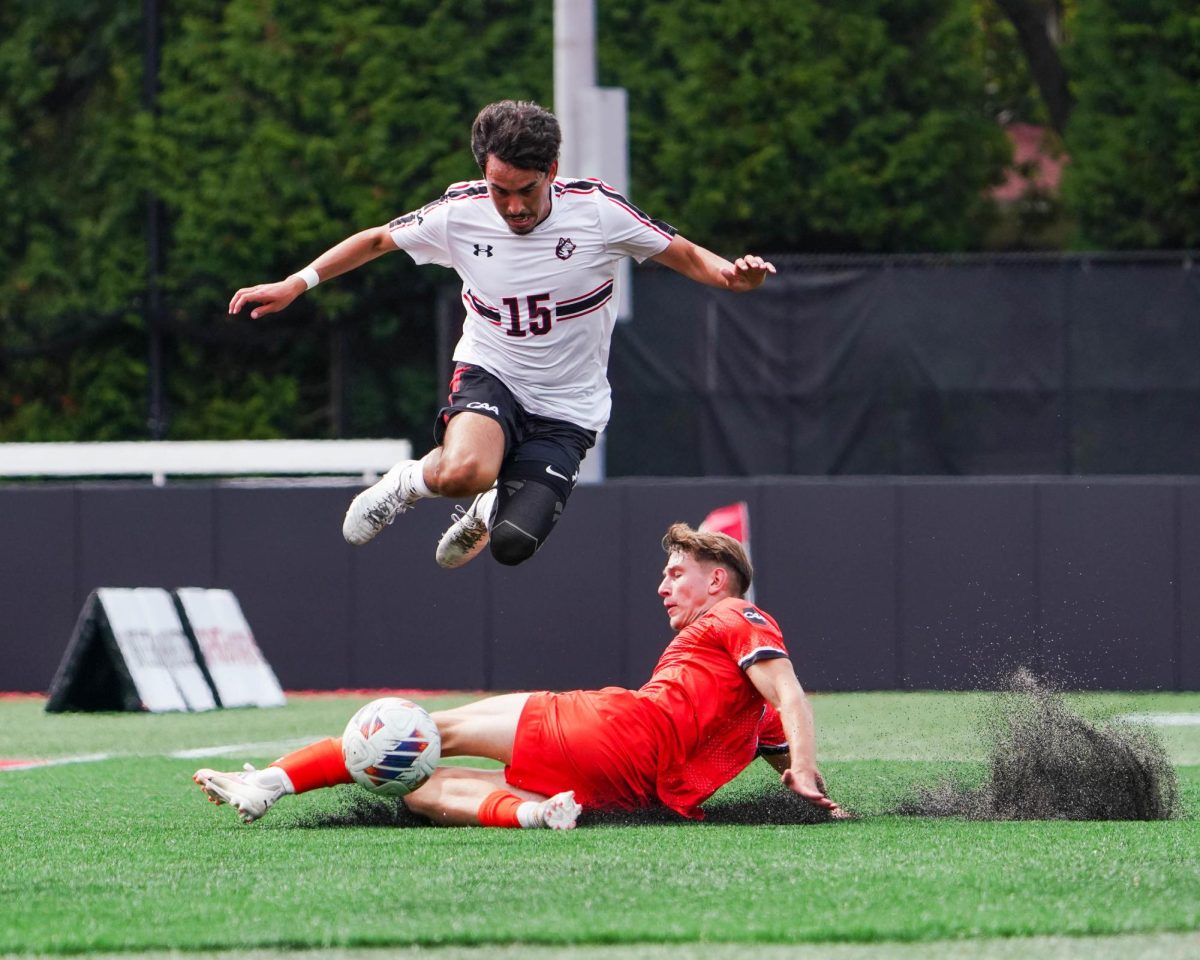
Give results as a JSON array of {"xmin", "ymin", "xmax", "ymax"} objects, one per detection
[{"xmin": 447, "ymin": 504, "xmax": 486, "ymax": 533}]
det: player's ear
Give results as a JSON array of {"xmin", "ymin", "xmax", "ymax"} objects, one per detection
[
  {"xmin": 709, "ymin": 564, "xmax": 729, "ymax": 596},
  {"xmin": 547, "ymin": 160, "xmax": 558, "ymax": 180}
]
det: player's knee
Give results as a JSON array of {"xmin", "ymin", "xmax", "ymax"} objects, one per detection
[
  {"xmin": 489, "ymin": 520, "xmax": 540, "ymax": 566},
  {"xmin": 429, "ymin": 709, "xmax": 467, "ymax": 754},
  {"xmin": 401, "ymin": 768, "xmax": 479, "ymax": 821},
  {"xmin": 401, "ymin": 789, "xmax": 435, "ymax": 819},
  {"xmin": 432, "ymin": 451, "xmax": 495, "ymax": 497},
  {"xmin": 489, "ymin": 478, "xmax": 563, "ymax": 565}
]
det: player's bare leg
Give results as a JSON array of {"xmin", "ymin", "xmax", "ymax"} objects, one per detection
[
  {"xmin": 432, "ymin": 413, "xmax": 505, "ymax": 565},
  {"xmin": 432, "ymin": 692, "xmax": 532, "ymax": 763},
  {"xmin": 404, "ymin": 767, "xmax": 581, "ymax": 830},
  {"xmin": 342, "ymin": 413, "xmax": 502, "ymax": 547},
  {"xmin": 427, "ymin": 412, "xmax": 505, "ymax": 497},
  {"xmin": 403, "ymin": 767, "xmax": 530, "ymax": 824}
]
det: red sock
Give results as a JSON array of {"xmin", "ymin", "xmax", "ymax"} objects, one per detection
[
  {"xmin": 272, "ymin": 737, "xmax": 353, "ymax": 794},
  {"xmin": 477, "ymin": 789, "xmax": 524, "ymax": 828}
]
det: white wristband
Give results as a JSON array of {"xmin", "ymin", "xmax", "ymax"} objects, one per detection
[{"xmin": 294, "ymin": 266, "xmax": 320, "ymax": 290}]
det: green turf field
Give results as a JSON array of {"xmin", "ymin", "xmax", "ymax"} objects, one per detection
[{"xmin": 1, "ymin": 690, "xmax": 1197, "ymax": 959}]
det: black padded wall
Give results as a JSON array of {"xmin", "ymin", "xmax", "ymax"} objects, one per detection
[{"xmin": 4, "ymin": 476, "xmax": 1197, "ymax": 694}]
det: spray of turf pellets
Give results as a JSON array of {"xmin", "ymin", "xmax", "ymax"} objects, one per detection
[
  {"xmin": 294, "ymin": 789, "xmax": 429, "ymax": 829},
  {"xmin": 895, "ymin": 669, "xmax": 1179, "ymax": 821},
  {"xmin": 584, "ymin": 791, "xmax": 838, "ymax": 827}
]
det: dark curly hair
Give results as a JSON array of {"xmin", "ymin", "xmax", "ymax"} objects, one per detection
[
  {"xmin": 470, "ymin": 100, "xmax": 561, "ymax": 174},
  {"xmin": 662, "ymin": 522, "xmax": 753, "ymax": 598}
]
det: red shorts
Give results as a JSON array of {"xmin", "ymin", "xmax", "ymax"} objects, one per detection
[{"xmin": 505, "ymin": 688, "xmax": 664, "ymax": 811}]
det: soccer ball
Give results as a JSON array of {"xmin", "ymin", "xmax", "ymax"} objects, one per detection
[{"xmin": 341, "ymin": 697, "xmax": 441, "ymax": 796}]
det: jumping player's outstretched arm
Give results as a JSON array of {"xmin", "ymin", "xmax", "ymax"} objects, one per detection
[
  {"xmin": 650, "ymin": 234, "xmax": 776, "ymax": 293},
  {"xmin": 745, "ymin": 656, "xmax": 844, "ymax": 816},
  {"xmin": 228, "ymin": 225, "xmax": 399, "ymax": 319}
]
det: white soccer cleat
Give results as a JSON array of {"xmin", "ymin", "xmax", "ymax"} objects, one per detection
[
  {"xmin": 192, "ymin": 763, "xmax": 291, "ymax": 824},
  {"xmin": 435, "ymin": 487, "xmax": 497, "ymax": 569},
  {"xmin": 538, "ymin": 790, "xmax": 582, "ymax": 830},
  {"xmin": 343, "ymin": 460, "xmax": 422, "ymax": 546}
]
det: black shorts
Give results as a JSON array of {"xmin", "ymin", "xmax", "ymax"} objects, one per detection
[{"xmin": 434, "ymin": 363, "xmax": 597, "ymax": 493}]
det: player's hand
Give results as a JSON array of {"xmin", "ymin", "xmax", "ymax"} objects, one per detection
[
  {"xmin": 782, "ymin": 767, "xmax": 849, "ymax": 819},
  {"xmin": 722, "ymin": 255, "xmax": 776, "ymax": 292},
  {"xmin": 228, "ymin": 276, "xmax": 306, "ymax": 319}
]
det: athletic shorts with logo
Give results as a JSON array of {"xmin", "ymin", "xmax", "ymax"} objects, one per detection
[
  {"xmin": 504, "ymin": 599, "xmax": 792, "ymax": 819},
  {"xmin": 505, "ymin": 687, "xmax": 787, "ymax": 818},
  {"xmin": 435, "ymin": 362, "xmax": 596, "ymax": 500}
]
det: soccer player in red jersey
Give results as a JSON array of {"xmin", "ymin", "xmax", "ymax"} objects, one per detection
[{"xmin": 193, "ymin": 523, "xmax": 843, "ymax": 828}]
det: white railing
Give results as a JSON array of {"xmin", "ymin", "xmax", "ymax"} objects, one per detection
[{"xmin": 0, "ymin": 439, "xmax": 412, "ymax": 486}]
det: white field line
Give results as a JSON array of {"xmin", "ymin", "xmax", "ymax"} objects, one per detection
[
  {"xmin": 1118, "ymin": 712, "xmax": 1200, "ymax": 726},
  {"xmin": 0, "ymin": 737, "xmax": 323, "ymax": 773},
  {"xmin": 169, "ymin": 737, "xmax": 319, "ymax": 759},
  {"xmin": 0, "ymin": 752, "xmax": 113, "ymax": 771}
]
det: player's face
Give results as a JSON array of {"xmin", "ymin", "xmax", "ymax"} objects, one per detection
[
  {"xmin": 658, "ymin": 550, "xmax": 720, "ymax": 631},
  {"xmin": 484, "ymin": 155, "xmax": 557, "ymax": 235}
]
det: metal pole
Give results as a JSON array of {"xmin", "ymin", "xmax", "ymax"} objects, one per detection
[
  {"xmin": 143, "ymin": 0, "xmax": 167, "ymax": 439},
  {"xmin": 553, "ymin": 0, "xmax": 596, "ymax": 177}
]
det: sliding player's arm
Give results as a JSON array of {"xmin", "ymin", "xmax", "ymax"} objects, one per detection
[
  {"xmin": 746, "ymin": 656, "xmax": 843, "ymax": 815},
  {"xmin": 229, "ymin": 225, "xmax": 399, "ymax": 319},
  {"xmin": 650, "ymin": 234, "xmax": 775, "ymax": 292}
]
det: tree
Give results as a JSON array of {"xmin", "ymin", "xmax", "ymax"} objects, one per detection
[
  {"xmin": 992, "ymin": 0, "xmax": 1073, "ymax": 134},
  {"xmin": 140, "ymin": 0, "xmax": 555, "ymax": 439},
  {"xmin": 602, "ymin": 0, "xmax": 1010, "ymax": 253},
  {"xmin": 0, "ymin": 0, "xmax": 149, "ymax": 440},
  {"xmin": 6, "ymin": 0, "xmax": 1095, "ymax": 444},
  {"xmin": 1062, "ymin": 1, "xmax": 1200, "ymax": 249}
]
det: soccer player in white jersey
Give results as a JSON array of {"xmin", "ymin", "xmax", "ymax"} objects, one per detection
[{"xmin": 228, "ymin": 100, "xmax": 776, "ymax": 569}]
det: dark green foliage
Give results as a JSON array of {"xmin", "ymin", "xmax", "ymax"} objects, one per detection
[
  {"xmin": 9, "ymin": 1, "xmax": 1192, "ymax": 442},
  {"xmin": 0, "ymin": 0, "xmax": 147, "ymax": 439},
  {"xmin": 141, "ymin": 0, "xmax": 556, "ymax": 441},
  {"xmin": 604, "ymin": 0, "xmax": 1009, "ymax": 253},
  {"xmin": 1063, "ymin": 1, "xmax": 1200, "ymax": 248}
]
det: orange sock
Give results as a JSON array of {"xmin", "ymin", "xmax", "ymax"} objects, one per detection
[
  {"xmin": 477, "ymin": 789, "xmax": 524, "ymax": 828},
  {"xmin": 272, "ymin": 737, "xmax": 353, "ymax": 794}
]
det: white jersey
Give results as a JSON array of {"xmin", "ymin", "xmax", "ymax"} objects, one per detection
[{"xmin": 388, "ymin": 177, "xmax": 675, "ymax": 431}]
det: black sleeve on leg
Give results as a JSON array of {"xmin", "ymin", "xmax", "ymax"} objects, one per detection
[{"xmin": 489, "ymin": 475, "xmax": 567, "ymax": 566}]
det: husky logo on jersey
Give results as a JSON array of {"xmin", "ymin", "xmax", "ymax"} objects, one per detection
[
  {"xmin": 555, "ymin": 237, "xmax": 577, "ymax": 260},
  {"xmin": 742, "ymin": 607, "xmax": 767, "ymax": 626}
]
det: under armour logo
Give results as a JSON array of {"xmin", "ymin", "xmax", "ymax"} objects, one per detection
[{"xmin": 473, "ymin": 244, "xmax": 494, "ymax": 258}]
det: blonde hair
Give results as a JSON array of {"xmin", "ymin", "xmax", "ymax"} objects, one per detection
[{"xmin": 661, "ymin": 522, "xmax": 753, "ymax": 598}]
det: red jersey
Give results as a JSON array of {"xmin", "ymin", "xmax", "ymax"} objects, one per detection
[
  {"xmin": 506, "ymin": 596, "xmax": 790, "ymax": 819},
  {"xmin": 637, "ymin": 596, "xmax": 789, "ymax": 817}
]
